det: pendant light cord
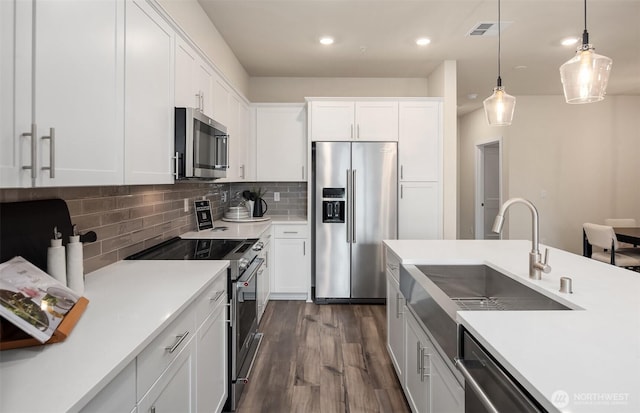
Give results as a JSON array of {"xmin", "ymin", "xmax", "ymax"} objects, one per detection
[
  {"xmin": 497, "ymin": 0, "xmax": 502, "ymax": 87},
  {"xmin": 582, "ymin": 0, "xmax": 589, "ymax": 46}
]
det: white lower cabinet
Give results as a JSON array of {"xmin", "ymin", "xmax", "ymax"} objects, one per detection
[
  {"xmin": 404, "ymin": 310, "xmax": 464, "ymax": 413},
  {"xmin": 79, "ymin": 360, "xmax": 136, "ymax": 413},
  {"xmin": 386, "ymin": 270, "xmax": 404, "ymax": 385},
  {"xmin": 138, "ymin": 337, "xmax": 196, "ymax": 413},
  {"xmin": 196, "ymin": 301, "xmax": 228, "ymax": 413},
  {"xmin": 271, "ymin": 224, "xmax": 309, "ymax": 300}
]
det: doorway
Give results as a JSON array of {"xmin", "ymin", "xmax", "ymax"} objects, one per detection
[{"xmin": 475, "ymin": 140, "xmax": 502, "ymax": 240}]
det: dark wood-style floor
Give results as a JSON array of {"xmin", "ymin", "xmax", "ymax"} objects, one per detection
[{"xmin": 236, "ymin": 301, "xmax": 410, "ymax": 413}]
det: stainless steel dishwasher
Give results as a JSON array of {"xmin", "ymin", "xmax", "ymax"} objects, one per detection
[{"xmin": 456, "ymin": 326, "xmax": 547, "ymax": 413}]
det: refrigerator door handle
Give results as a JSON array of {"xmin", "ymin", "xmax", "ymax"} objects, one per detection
[
  {"xmin": 346, "ymin": 169, "xmax": 351, "ymax": 243},
  {"xmin": 352, "ymin": 169, "xmax": 357, "ymax": 243}
]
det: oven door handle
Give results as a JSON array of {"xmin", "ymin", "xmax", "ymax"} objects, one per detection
[
  {"xmin": 236, "ymin": 258, "xmax": 264, "ymax": 287},
  {"xmin": 455, "ymin": 358, "xmax": 499, "ymax": 413}
]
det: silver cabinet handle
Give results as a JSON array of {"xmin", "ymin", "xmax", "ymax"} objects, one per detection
[
  {"xmin": 400, "ymin": 184, "xmax": 404, "ymax": 199},
  {"xmin": 283, "ymin": 231, "xmax": 298, "ymax": 234},
  {"xmin": 210, "ymin": 290, "xmax": 225, "ymax": 302},
  {"xmin": 400, "ymin": 165, "xmax": 403, "ymax": 180},
  {"xmin": 421, "ymin": 349, "xmax": 430, "ymax": 382},
  {"xmin": 416, "ymin": 341, "xmax": 422, "ymax": 374},
  {"xmin": 455, "ymin": 359, "xmax": 499, "ymax": 413},
  {"xmin": 396, "ymin": 293, "xmax": 402, "ymax": 318},
  {"xmin": 350, "ymin": 124, "xmax": 354, "ymax": 140},
  {"xmin": 240, "ymin": 164, "xmax": 245, "ymax": 179},
  {"xmin": 173, "ymin": 151, "xmax": 180, "ymax": 179},
  {"xmin": 21, "ymin": 123, "xmax": 37, "ymax": 182},
  {"xmin": 302, "ymin": 165, "xmax": 305, "ymax": 180},
  {"xmin": 352, "ymin": 169, "xmax": 357, "ymax": 243},
  {"xmin": 41, "ymin": 127, "xmax": 55, "ymax": 178},
  {"xmin": 303, "ymin": 241, "xmax": 306, "ymax": 256},
  {"xmin": 357, "ymin": 124, "xmax": 360, "ymax": 139},
  {"xmin": 200, "ymin": 92, "xmax": 204, "ymax": 112},
  {"xmin": 165, "ymin": 331, "xmax": 189, "ymax": 354}
]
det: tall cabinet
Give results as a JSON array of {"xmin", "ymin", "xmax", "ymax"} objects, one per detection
[{"xmin": 398, "ymin": 100, "xmax": 443, "ymax": 239}]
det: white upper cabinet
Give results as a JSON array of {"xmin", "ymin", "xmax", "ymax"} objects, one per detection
[
  {"xmin": 175, "ymin": 37, "xmax": 214, "ymax": 118},
  {"xmin": 399, "ymin": 181, "xmax": 441, "ymax": 240},
  {"xmin": 212, "ymin": 74, "xmax": 230, "ymax": 127},
  {"xmin": 3, "ymin": 0, "xmax": 125, "ymax": 188},
  {"xmin": 255, "ymin": 104, "xmax": 307, "ymax": 181},
  {"xmin": 124, "ymin": 0, "xmax": 174, "ymax": 184},
  {"xmin": 399, "ymin": 101, "xmax": 442, "ymax": 182},
  {"xmin": 309, "ymin": 100, "xmax": 398, "ymax": 141}
]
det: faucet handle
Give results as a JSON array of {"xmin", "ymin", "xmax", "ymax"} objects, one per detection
[{"xmin": 541, "ymin": 248, "xmax": 551, "ymax": 273}]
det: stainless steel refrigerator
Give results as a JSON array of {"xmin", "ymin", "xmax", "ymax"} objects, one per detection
[{"xmin": 313, "ymin": 141, "xmax": 397, "ymax": 301}]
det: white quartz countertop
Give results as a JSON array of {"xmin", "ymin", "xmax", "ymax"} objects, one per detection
[
  {"xmin": 181, "ymin": 216, "xmax": 307, "ymax": 240},
  {"xmin": 384, "ymin": 240, "xmax": 640, "ymax": 412},
  {"xmin": 0, "ymin": 260, "xmax": 229, "ymax": 413}
]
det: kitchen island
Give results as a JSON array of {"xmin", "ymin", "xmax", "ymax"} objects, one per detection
[
  {"xmin": 384, "ymin": 239, "xmax": 640, "ymax": 412},
  {"xmin": 0, "ymin": 259, "xmax": 229, "ymax": 413}
]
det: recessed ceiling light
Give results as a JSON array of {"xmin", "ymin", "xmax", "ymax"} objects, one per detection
[
  {"xmin": 514, "ymin": 65, "xmax": 528, "ymax": 70},
  {"xmin": 319, "ymin": 36, "xmax": 334, "ymax": 45},
  {"xmin": 416, "ymin": 37, "xmax": 431, "ymax": 46},
  {"xmin": 561, "ymin": 37, "xmax": 579, "ymax": 46}
]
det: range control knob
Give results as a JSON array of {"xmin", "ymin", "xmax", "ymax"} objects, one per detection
[
  {"xmin": 238, "ymin": 258, "xmax": 249, "ymax": 271},
  {"xmin": 252, "ymin": 242, "xmax": 264, "ymax": 251}
]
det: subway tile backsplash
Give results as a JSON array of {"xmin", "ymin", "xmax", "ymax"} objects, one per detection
[{"xmin": 0, "ymin": 181, "xmax": 306, "ymax": 275}]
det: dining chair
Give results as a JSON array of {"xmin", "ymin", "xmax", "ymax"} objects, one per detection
[
  {"xmin": 605, "ymin": 218, "xmax": 638, "ymax": 247},
  {"xmin": 583, "ymin": 223, "xmax": 640, "ymax": 269}
]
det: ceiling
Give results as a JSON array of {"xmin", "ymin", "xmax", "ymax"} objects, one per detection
[{"xmin": 198, "ymin": 0, "xmax": 640, "ymax": 114}]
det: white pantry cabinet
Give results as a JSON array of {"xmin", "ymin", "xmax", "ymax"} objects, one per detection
[
  {"xmin": 2, "ymin": 0, "xmax": 124, "ymax": 188},
  {"xmin": 124, "ymin": 0, "xmax": 174, "ymax": 184},
  {"xmin": 271, "ymin": 224, "xmax": 309, "ymax": 300},
  {"xmin": 175, "ymin": 36, "xmax": 214, "ymax": 117},
  {"xmin": 255, "ymin": 104, "xmax": 307, "ymax": 181},
  {"xmin": 309, "ymin": 100, "xmax": 398, "ymax": 141}
]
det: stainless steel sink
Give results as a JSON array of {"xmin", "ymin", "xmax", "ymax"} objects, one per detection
[
  {"xmin": 416, "ymin": 264, "xmax": 571, "ymax": 311},
  {"xmin": 399, "ymin": 264, "xmax": 571, "ymax": 364}
]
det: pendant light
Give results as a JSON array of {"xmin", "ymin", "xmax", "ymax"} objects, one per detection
[
  {"xmin": 483, "ymin": 0, "xmax": 515, "ymax": 126},
  {"xmin": 559, "ymin": 0, "xmax": 612, "ymax": 104}
]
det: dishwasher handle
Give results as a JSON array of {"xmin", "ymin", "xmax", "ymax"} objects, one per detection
[{"xmin": 455, "ymin": 358, "xmax": 499, "ymax": 413}]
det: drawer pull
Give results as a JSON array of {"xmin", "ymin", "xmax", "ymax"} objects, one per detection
[
  {"xmin": 210, "ymin": 290, "xmax": 225, "ymax": 302},
  {"xmin": 165, "ymin": 331, "xmax": 189, "ymax": 354},
  {"xmin": 283, "ymin": 231, "xmax": 298, "ymax": 234}
]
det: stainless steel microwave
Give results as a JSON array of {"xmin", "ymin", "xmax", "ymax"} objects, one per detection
[{"xmin": 174, "ymin": 107, "xmax": 228, "ymax": 180}]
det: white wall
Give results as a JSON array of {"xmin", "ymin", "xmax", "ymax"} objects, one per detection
[
  {"xmin": 459, "ymin": 95, "xmax": 640, "ymax": 254},
  {"xmin": 157, "ymin": 0, "xmax": 250, "ymax": 97},
  {"xmin": 428, "ymin": 61, "xmax": 457, "ymax": 239},
  {"xmin": 248, "ymin": 77, "xmax": 429, "ymax": 102}
]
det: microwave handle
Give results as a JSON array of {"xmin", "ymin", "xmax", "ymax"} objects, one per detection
[
  {"xmin": 173, "ymin": 152, "xmax": 180, "ymax": 179},
  {"xmin": 214, "ymin": 135, "xmax": 230, "ymax": 169}
]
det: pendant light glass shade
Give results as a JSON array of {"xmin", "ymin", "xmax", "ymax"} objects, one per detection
[
  {"xmin": 483, "ymin": 84, "xmax": 516, "ymax": 126},
  {"xmin": 560, "ymin": 45, "xmax": 612, "ymax": 103}
]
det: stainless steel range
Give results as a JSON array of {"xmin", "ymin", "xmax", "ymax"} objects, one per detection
[{"xmin": 127, "ymin": 237, "xmax": 265, "ymax": 411}]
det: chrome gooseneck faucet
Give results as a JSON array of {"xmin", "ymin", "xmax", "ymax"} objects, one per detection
[{"xmin": 492, "ymin": 197, "xmax": 551, "ymax": 280}]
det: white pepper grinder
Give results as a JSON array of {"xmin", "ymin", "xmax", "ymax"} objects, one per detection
[
  {"xmin": 66, "ymin": 224, "xmax": 84, "ymax": 294},
  {"xmin": 47, "ymin": 226, "xmax": 67, "ymax": 284}
]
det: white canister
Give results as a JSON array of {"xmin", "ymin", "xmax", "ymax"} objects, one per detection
[
  {"xmin": 47, "ymin": 238, "xmax": 67, "ymax": 285},
  {"xmin": 66, "ymin": 235, "xmax": 84, "ymax": 294},
  {"xmin": 245, "ymin": 200, "xmax": 255, "ymax": 217}
]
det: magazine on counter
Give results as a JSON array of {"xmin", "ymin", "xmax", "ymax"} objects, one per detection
[{"xmin": 0, "ymin": 256, "xmax": 80, "ymax": 343}]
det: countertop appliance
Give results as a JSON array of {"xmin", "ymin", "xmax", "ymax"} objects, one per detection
[
  {"xmin": 174, "ymin": 107, "xmax": 229, "ymax": 180},
  {"xmin": 127, "ymin": 237, "xmax": 265, "ymax": 411},
  {"xmin": 456, "ymin": 326, "xmax": 545, "ymax": 412},
  {"xmin": 313, "ymin": 141, "xmax": 397, "ymax": 302}
]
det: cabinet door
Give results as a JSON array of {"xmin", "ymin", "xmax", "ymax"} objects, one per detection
[
  {"xmin": 196, "ymin": 303, "xmax": 228, "ymax": 413},
  {"xmin": 238, "ymin": 102, "xmax": 252, "ymax": 180},
  {"xmin": 399, "ymin": 182, "xmax": 441, "ymax": 240},
  {"xmin": 0, "ymin": 0, "xmax": 19, "ymax": 187},
  {"xmin": 13, "ymin": 0, "xmax": 124, "ymax": 187},
  {"xmin": 124, "ymin": 0, "xmax": 174, "ymax": 184},
  {"xmin": 212, "ymin": 75, "xmax": 229, "ymax": 126},
  {"xmin": 223, "ymin": 94, "xmax": 242, "ymax": 181},
  {"xmin": 256, "ymin": 105, "xmax": 307, "ymax": 181},
  {"xmin": 273, "ymin": 238, "xmax": 308, "ymax": 295},
  {"xmin": 355, "ymin": 101, "xmax": 398, "ymax": 141},
  {"xmin": 196, "ymin": 60, "xmax": 214, "ymax": 118},
  {"xmin": 430, "ymin": 349, "xmax": 464, "ymax": 413},
  {"xmin": 138, "ymin": 338, "xmax": 196, "ymax": 413},
  {"xmin": 386, "ymin": 273, "xmax": 405, "ymax": 386},
  {"xmin": 80, "ymin": 361, "xmax": 136, "ymax": 413},
  {"xmin": 175, "ymin": 37, "xmax": 198, "ymax": 109},
  {"xmin": 399, "ymin": 101, "xmax": 441, "ymax": 181},
  {"xmin": 309, "ymin": 101, "xmax": 354, "ymax": 141},
  {"xmin": 405, "ymin": 313, "xmax": 431, "ymax": 413}
]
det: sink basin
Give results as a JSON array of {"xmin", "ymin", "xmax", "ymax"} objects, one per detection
[
  {"xmin": 415, "ymin": 264, "xmax": 571, "ymax": 311},
  {"xmin": 399, "ymin": 264, "xmax": 571, "ymax": 364}
]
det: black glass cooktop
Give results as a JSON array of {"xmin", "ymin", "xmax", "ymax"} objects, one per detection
[{"xmin": 126, "ymin": 237, "xmax": 244, "ymax": 261}]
